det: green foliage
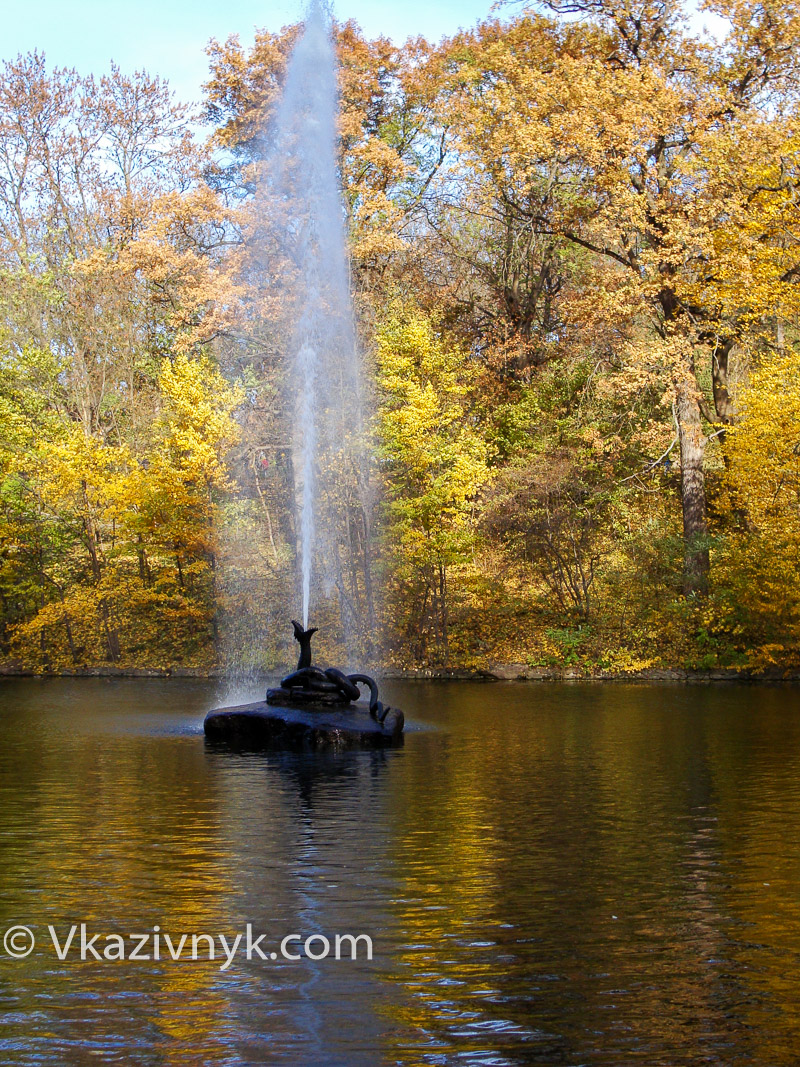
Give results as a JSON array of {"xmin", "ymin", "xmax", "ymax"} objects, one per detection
[{"xmin": 544, "ymin": 625, "xmax": 591, "ymax": 665}]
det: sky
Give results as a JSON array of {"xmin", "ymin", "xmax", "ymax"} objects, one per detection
[
  {"xmin": 2, "ymin": 1, "xmax": 728, "ymax": 109},
  {"xmin": 0, "ymin": 0, "xmax": 506, "ymax": 106}
]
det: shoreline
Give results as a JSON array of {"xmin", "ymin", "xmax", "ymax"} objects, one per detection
[{"xmin": 2, "ymin": 664, "xmax": 800, "ymax": 684}]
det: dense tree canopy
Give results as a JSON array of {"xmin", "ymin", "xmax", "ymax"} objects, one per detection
[{"xmin": 0, "ymin": 0, "xmax": 798, "ymax": 672}]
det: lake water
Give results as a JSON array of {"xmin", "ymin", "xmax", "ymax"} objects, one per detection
[{"xmin": 1, "ymin": 677, "xmax": 800, "ymax": 1065}]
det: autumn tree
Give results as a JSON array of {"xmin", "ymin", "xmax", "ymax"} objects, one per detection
[
  {"xmin": 714, "ymin": 349, "xmax": 800, "ymax": 660},
  {"xmin": 204, "ymin": 20, "xmax": 446, "ymax": 283},
  {"xmin": 437, "ymin": 0, "xmax": 800, "ymax": 593},
  {"xmin": 375, "ymin": 305, "xmax": 489, "ymax": 661},
  {"xmin": 0, "ymin": 53, "xmax": 238, "ymax": 667}
]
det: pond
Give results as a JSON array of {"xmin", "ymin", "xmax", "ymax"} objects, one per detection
[{"xmin": 1, "ymin": 677, "xmax": 800, "ymax": 1065}]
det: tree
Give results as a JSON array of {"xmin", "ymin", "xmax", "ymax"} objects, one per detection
[
  {"xmin": 715, "ymin": 348, "xmax": 800, "ymax": 658},
  {"xmin": 437, "ymin": 0, "xmax": 800, "ymax": 592},
  {"xmin": 0, "ymin": 54, "xmax": 238, "ymax": 667},
  {"xmin": 204, "ymin": 20, "xmax": 445, "ymax": 284},
  {"xmin": 375, "ymin": 305, "xmax": 489, "ymax": 661}
]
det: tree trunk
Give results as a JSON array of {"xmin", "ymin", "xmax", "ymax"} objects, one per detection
[
  {"xmin": 60, "ymin": 601, "xmax": 78, "ymax": 663},
  {"xmin": 81, "ymin": 479, "xmax": 121, "ymax": 660},
  {"xmin": 137, "ymin": 535, "xmax": 151, "ymax": 585},
  {"xmin": 711, "ymin": 339, "xmax": 734, "ymax": 425},
  {"xmin": 361, "ymin": 505, "xmax": 376, "ymax": 633},
  {"xmin": 438, "ymin": 560, "xmax": 449, "ymax": 661},
  {"xmin": 675, "ymin": 381, "xmax": 709, "ymax": 595},
  {"xmin": 100, "ymin": 602, "xmax": 121, "ymax": 662}
]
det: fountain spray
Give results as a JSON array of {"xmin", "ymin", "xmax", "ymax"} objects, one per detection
[{"xmin": 265, "ymin": 0, "xmax": 360, "ymax": 630}]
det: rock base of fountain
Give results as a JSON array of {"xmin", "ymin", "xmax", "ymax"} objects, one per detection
[
  {"xmin": 266, "ymin": 686, "xmax": 350, "ymax": 708},
  {"xmin": 204, "ymin": 621, "xmax": 405, "ymax": 750},
  {"xmin": 204, "ymin": 699, "xmax": 404, "ymax": 750}
]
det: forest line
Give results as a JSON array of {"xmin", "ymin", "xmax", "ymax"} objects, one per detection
[{"xmin": 0, "ymin": 0, "xmax": 799, "ymax": 672}]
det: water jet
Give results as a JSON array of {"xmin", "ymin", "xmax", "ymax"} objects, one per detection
[{"xmin": 207, "ymin": 1, "xmax": 401, "ymax": 746}]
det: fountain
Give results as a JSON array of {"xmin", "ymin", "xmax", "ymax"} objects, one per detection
[
  {"xmin": 205, "ymin": 620, "xmax": 404, "ymax": 747},
  {"xmin": 204, "ymin": 1, "xmax": 404, "ymax": 748}
]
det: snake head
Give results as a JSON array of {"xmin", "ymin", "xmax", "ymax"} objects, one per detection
[{"xmin": 292, "ymin": 620, "xmax": 318, "ymax": 641}]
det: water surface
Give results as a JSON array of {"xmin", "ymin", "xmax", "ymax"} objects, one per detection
[{"xmin": 2, "ymin": 678, "xmax": 800, "ymax": 1064}]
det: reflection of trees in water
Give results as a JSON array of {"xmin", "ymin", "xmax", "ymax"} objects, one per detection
[
  {"xmin": 0, "ymin": 688, "xmax": 237, "ymax": 1061},
  {"xmin": 1, "ymin": 681, "xmax": 406, "ymax": 1064},
  {"xmin": 5, "ymin": 681, "xmax": 800, "ymax": 1063},
  {"xmin": 376, "ymin": 685, "xmax": 800, "ymax": 1065},
  {"xmin": 705, "ymin": 700, "xmax": 800, "ymax": 1062}
]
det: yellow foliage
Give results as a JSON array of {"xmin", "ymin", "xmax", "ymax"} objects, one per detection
[
  {"xmin": 714, "ymin": 350, "xmax": 800, "ymax": 656},
  {"xmin": 375, "ymin": 305, "xmax": 490, "ymax": 661},
  {"xmin": 157, "ymin": 353, "xmax": 242, "ymax": 487}
]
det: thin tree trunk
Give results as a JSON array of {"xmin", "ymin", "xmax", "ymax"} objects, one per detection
[
  {"xmin": 711, "ymin": 339, "xmax": 734, "ymax": 427},
  {"xmin": 361, "ymin": 506, "xmax": 376, "ymax": 632},
  {"xmin": 676, "ymin": 381, "xmax": 709, "ymax": 595},
  {"xmin": 250, "ymin": 451, "xmax": 278, "ymax": 564},
  {"xmin": 58, "ymin": 595, "xmax": 78, "ymax": 663},
  {"xmin": 438, "ymin": 560, "xmax": 449, "ymax": 661},
  {"xmin": 81, "ymin": 479, "xmax": 120, "ymax": 660},
  {"xmin": 137, "ymin": 535, "xmax": 151, "ymax": 584},
  {"xmin": 100, "ymin": 602, "xmax": 121, "ymax": 661}
]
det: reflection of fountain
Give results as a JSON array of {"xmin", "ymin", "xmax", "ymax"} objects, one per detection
[
  {"xmin": 205, "ymin": 622, "xmax": 404, "ymax": 748},
  {"xmin": 200, "ymin": 739, "xmax": 398, "ymax": 1061}
]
